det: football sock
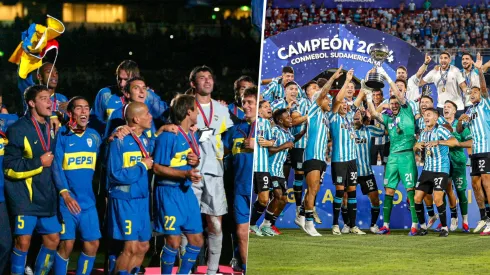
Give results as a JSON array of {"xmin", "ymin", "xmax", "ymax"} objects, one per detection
[
  {"xmin": 480, "ymin": 208, "xmax": 487, "ymax": 220},
  {"xmin": 426, "ymin": 205, "xmax": 435, "ymax": 217},
  {"xmin": 160, "ymin": 245, "xmax": 178, "ymax": 275},
  {"xmin": 54, "ymin": 252, "xmax": 68, "ymax": 275},
  {"xmin": 11, "ymin": 247, "xmax": 27, "ymax": 275},
  {"xmin": 383, "ymin": 194, "xmax": 394, "ymax": 225},
  {"xmin": 333, "ymin": 190, "xmax": 344, "ymax": 225},
  {"xmin": 293, "ymin": 174, "xmax": 304, "ymax": 207},
  {"xmin": 178, "ymin": 245, "xmax": 201, "ymax": 275},
  {"xmin": 341, "ymin": 205, "xmax": 349, "ymax": 226},
  {"xmin": 371, "ymin": 204, "xmax": 380, "ymax": 227},
  {"xmin": 456, "ymin": 189, "xmax": 468, "ymax": 216},
  {"xmin": 347, "ymin": 191, "xmax": 357, "ymax": 228},
  {"xmin": 450, "ymin": 207, "xmax": 457, "ymax": 219},
  {"xmin": 34, "ymin": 245, "xmax": 56, "ymax": 275},
  {"xmin": 305, "ymin": 210, "xmax": 314, "ymax": 222},
  {"xmin": 407, "ymin": 190, "xmax": 418, "ymax": 224},
  {"xmin": 437, "ymin": 204, "xmax": 448, "ymax": 227},
  {"xmin": 250, "ymin": 200, "xmax": 267, "ymax": 225},
  {"xmin": 76, "ymin": 252, "xmax": 95, "ymax": 275},
  {"xmin": 207, "ymin": 232, "xmax": 222, "ymax": 274}
]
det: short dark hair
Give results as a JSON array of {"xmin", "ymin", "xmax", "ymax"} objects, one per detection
[
  {"xmin": 303, "ymin": 80, "xmax": 318, "ymax": 91},
  {"xmin": 284, "ymin": 81, "xmax": 299, "ymax": 89},
  {"xmin": 282, "ymin": 66, "xmax": 294, "ymax": 74},
  {"xmin": 440, "ymin": 51, "xmax": 451, "ymax": 58},
  {"xmin": 373, "ymin": 89, "xmax": 383, "ymax": 94},
  {"xmin": 123, "ymin": 76, "xmax": 146, "ymax": 94},
  {"xmin": 259, "ymin": 100, "xmax": 268, "ymax": 108},
  {"xmin": 273, "ymin": 108, "xmax": 289, "ymax": 124},
  {"xmin": 424, "ymin": 107, "xmax": 439, "ymax": 116},
  {"xmin": 444, "ymin": 100, "xmax": 458, "ymax": 110},
  {"xmin": 242, "ymin": 86, "xmax": 258, "ymax": 101},
  {"xmin": 116, "ymin": 60, "xmax": 140, "ymax": 77},
  {"xmin": 461, "ymin": 52, "xmax": 473, "ymax": 60},
  {"xmin": 67, "ymin": 96, "xmax": 89, "ymax": 113},
  {"xmin": 189, "ymin": 65, "xmax": 214, "ymax": 84},
  {"xmin": 389, "ymin": 95, "xmax": 397, "ymax": 101},
  {"xmin": 170, "ymin": 94, "xmax": 196, "ymax": 125},
  {"xmin": 420, "ymin": 95, "xmax": 434, "ymax": 103},
  {"xmin": 396, "ymin": 66, "xmax": 407, "ymax": 72},
  {"xmin": 24, "ymin": 85, "xmax": 49, "ymax": 107},
  {"xmin": 395, "ymin": 79, "xmax": 407, "ymax": 89},
  {"xmin": 317, "ymin": 78, "xmax": 328, "ymax": 88},
  {"xmin": 234, "ymin": 76, "xmax": 255, "ymax": 92}
]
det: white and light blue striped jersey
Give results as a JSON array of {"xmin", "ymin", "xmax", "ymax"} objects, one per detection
[
  {"xmin": 418, "ymin": 125, "xmax": 452, "ymax": 173},
  {"xmin": 382, "ymin": 98, "xmax": 419, "ymax": 117},
  {"xmin": 254, "ymin": 117, "xmax": 272, "ymax": 172},
  {"xmin": 416, "ymin": 116, "xmax": 448, "ymax": 134},
  {"xmin": 354, "ymin": 125, "xmax": 385, "ymax": 176},
  {"xmin": 269, "ymin": 126, "xmax": 294, "ymax": 178},
  {"xmin": 328, "ymin": 111, "xmax": 356, "ymax": 162},
  {"xmin": 270, "ymin": 98, "xmax": 288, "ymax": 113},
  {"xmin": 291, "ymin": 97, "xmax": 312, "ymax": 149},
  {"xmin": 261, "ymin": 78, "xmax": 306, "ymax": 101},
  {"xmin": 463, "ymin": 97, "xmax": 490, "ymax": 154},
  {"xmin": 373, "ymin": 120, "xmax": 388, "ymax": 145},
  {"xmin": 304, "ymin": 102, "xmax": 329, "ymax": 162}
]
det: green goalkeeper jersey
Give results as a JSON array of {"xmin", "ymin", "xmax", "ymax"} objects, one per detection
[
  {"xmin": 382, "ymin": 103, "xmax": 416, "ymax": 153},
  {"xmin": 449, "ymin": 119, "xmax": 472, "ymax": 166}
]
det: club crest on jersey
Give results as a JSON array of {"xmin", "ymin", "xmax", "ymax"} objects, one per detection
[
  {"xmin": 50, "ymin": 129, "xmax": 55, "ymax": 139},
  {"xmin": 143, "ymin": 138, "xmax": 148, "ymax": 147},
  {"xmin": 87, "ymin": 138, "xmax": 93, "ymax": 147},
  {"xmin": 214, "ymin": 115, "xmax": 219, "ymax": 121}
]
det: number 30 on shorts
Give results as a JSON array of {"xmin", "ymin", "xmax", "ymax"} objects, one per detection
[{"xmin": 164, "ymin": 216, "xmax": 176, "ymax": 231}]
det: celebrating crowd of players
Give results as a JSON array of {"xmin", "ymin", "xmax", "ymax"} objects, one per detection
[
  {"xmin": 254, "ymin": 50, "xmax": 490, "ymax": 238},
  {"xmin": 0, "ymin": 60, "xmax": 258, "ymax": 275}
]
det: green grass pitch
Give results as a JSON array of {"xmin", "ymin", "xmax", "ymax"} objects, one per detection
[{"xmin": 248, "ymin": 229, "xmax": 490, "ymax": 274}]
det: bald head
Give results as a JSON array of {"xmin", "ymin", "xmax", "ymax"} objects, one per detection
[{"xmin": 125, "ymin": 102, "xmax": 147, "ymax": 122}]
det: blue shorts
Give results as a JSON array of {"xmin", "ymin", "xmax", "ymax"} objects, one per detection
[
  {"xmin": 154, "ymin": 185, "xmax": 203, "ymax": 235},
  {"xmin": 108, "ymin": 197, "xmax": 151, "ymax": 242},
  {"xmin": 60, "ymin": 206, "xmax": 101, "ymax": 241},
  {"xmin": 13, "ymin": 215, "xmax": 61, "ymax": 236},
  {"xmin": 234, "ymin": 194, "xmax": 250, "ymax": 224}
]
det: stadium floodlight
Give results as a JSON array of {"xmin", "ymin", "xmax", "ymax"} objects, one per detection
[
  {"xmin": 129, "ymin": 51, "xmax": 133, "ymax": 56},
  {"xmin": 212, "ymin": 14, "xmax": 217, "ymax": 20},
  {"xmin": 214, "ymin": 7, "xmax": 220, "ymax": 12},
  {"xmin": 170, "ymin": 35, "xmax": 174, "ymax": 39},
  {"xmin": 0, "ymin": 51, "xmax": 4, "ymax": 57},
  {"xmin": 240, "ymin": 5, "xmax": 250, "ymax": 11}
]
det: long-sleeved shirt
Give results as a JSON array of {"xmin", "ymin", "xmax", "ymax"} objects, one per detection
[{"xmin": 3, "ymin": 113, "xmax": 56, "ymax": 216}]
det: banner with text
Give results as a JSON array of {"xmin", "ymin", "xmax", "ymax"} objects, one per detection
[
  {"xmin": 261, "ymin": 24, "xmax": 435, "ymax": 100},
  {"xmin": 256, "ymin": 166, "xmax": 480, "ymax": 230},
  {"xmin": 272, "ymin": 0, "xmax": 486, "ymax": 9}
]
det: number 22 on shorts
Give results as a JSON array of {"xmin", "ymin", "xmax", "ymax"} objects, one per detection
[{"xmin": 164, "ymin": 216, "xmax": 176, "ymax": 231}]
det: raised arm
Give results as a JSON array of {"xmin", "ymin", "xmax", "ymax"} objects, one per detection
[
  {"xmin": 317, "ymin": 65, "xmax": 343, "ymax": 107},
  {"xmin": 364, "ymin": 83, "xmax": 384, "ymax": 124},
  {"xmin": 415, "ymin": 53, "xmax": 432, "ymax": 79},
  {"xmin": 332, "ymin": 68, "xmax": 354, "ymax": 113},
  {"xmin": 474, "ymin": 52, "xmax": 488, "ymax": 98},
  {"xmin": 378, "ymin": 67, "xmax": 406, "ymax": 105}
]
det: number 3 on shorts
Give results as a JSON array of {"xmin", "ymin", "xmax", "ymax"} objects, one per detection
[
  {"xmin": 164, "ymin": 216, "xmax": 176, "ymax": 231},
  {"xmin": 125, "ymin": 220, "xmax": 132, "ymax": 235}
]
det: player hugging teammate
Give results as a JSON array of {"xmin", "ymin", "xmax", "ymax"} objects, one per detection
[
  {"xmin": 0, "ymin": 60, "xmax": 257, "ymax": 275},
  {"xmin": 258, "ymin": 50, "xmax": 490, "ymax": 238}
]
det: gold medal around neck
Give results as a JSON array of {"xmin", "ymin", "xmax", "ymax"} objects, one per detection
[
  {"xmin": 442, "ymin": 87, "xmax": 446, "ymax": 93},
  {"xmin": 426, "ymin": 149, "xmax": 431, "ymax": 157},
  {"xmin": 350, "ymin": 133, "xmax": 354, "ymax": 139}
]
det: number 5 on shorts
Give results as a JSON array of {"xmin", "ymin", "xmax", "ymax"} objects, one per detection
[
  {"xmin": 164, "ymin": 216, "xmax": 176, "ymax": 231},
  {"xmin": 17, "ymin": 216, "xmax": 24, "ymax": 229}
]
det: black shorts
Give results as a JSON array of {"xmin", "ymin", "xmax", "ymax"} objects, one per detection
[
  {"xmin": 470, "ymin": 153, "xmax": 490, "ymax": 176},
  {"xmin": 303, "ymin": 159, "xmax": 327, "ymax": 177},
  {"xmin": 253, "ymin": 172, "xmax": 272, "ymax": 194},
  {"xmin": 358, "ymin": 174, "xmax": 378, "ymax": 195},
  {"xmin": 331, "ymin": 160, "xmax": 358, "ymax": 187},
  {"xmin": 290, "ymin": 148, "xmax": 305, "ymax": 171},
  {"xmin": 271, "ymin": 176, "xmax": 287, "ymax": 193},
  {"xmin": 416, "ymin": 171, "xmax": 449, "ymax": 194},
  {"xmin": 284, "ymin": 151, "xmax": 292, "ymax": 166}
]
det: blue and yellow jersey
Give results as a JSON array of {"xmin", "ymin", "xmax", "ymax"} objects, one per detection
[
  {"xmin": 153, "ymin": 131, "xmax": 198, "ymax": 187},
  {"xmin": 0, "ymin": 114, "xmax": 19, "ymax": 203},
  {"xmin": 107, "ymin": 132, "xmax": 153, "ymax": 200},
  {"xmin": 228, "ymin": 102, "xmax": 245, "ymax": 120},
  {"xmin": 223, "ymin": 120, "xmax": 255, "ymax": 196},
  {"xmin": 104, "ymin": 106, "xmax": 157, "ymax": 139},
  {"xmin": 90, "ymin": 86, "xmax": 168, "ymax": 135},
  {"xmin": 3, "ymin": 113, "xmax": 57, "ymax": 217},
  {"xmin": 50, "ymin": 93, "xmax": 69, "ymax": 120},
  {"xmin": 52, "ymin": 126, "xmax": 101, "ymax": 210}
]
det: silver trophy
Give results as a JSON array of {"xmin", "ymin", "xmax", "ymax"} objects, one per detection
[{"xmin": 365, "ymin": 43, "xmax": 390, "ymax": 89}]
